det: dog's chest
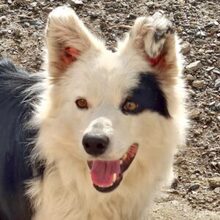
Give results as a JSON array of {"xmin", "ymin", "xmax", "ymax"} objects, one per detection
[{"xmin": 32, "ymin": 173, "xmax": 146, "ymax": 220}]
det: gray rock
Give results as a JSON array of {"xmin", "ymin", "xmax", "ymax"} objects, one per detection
[
  {"xmin": 213, "ymin": 69, "xmax": 220, "ymax": 75},
  {"xmin": 188, "ymin": 184, "xmax": 200, "ymax": 192},
  {"xmin": 181, "ymin": 42, "xmax": 191, "ymax": 55},
  {"xmin": 192, "ymin": 80, "xmax": 205, "ymax": 89},
  {"xmin": 0, "ymin": 29, "xmax": 8, "ymax": 36},
  {"xmin": 189, "ymin": 109, "xmax": 201, "ymax": 119},
  {"xmin": 206, "ymin": 67, "xmax": 214, "ymax": 72},
  {"xmin": 214, "ymin": 78, "xmax": 220, "ymax": 88},
  {"xmin": 214, "ymin": 187, "xmax": 220, "ymax": 194},
  {"xmin": 90, "ymin": 12, "xmax": 99, "ymax": 19},
  {"xmin": 196, "ymin": 30, "xmax": 206, "ymax": 38},
  {"xmin": 13, "ymin": 29, "xmax": 21, "ymax": 38},
  {"xmin": 186, "ymin": 74, "xmax": 194, "ymax": 81},
  {"xmin": 68, "ymin": 0, "xmax": 83, "ymax": 6},
  {"xmin": 208, "ymin": 177, "xmax": 220, "ymax": 189},
  {"xmin": 0, "ymin": 16, "xmax": 6, "ymax": 24},
  {"xmin": 0, "ymin": 5, "xmax": 5, "ymax": 13},
  {"xmin": 30, "ymin": 2, "xmax": 38, "ymax": 7},
  {"xmin": 186, "ymin": 61, "xmax": 202, "ymax": 72},
  {"xmin": 145, "ymin": 1, "xmax": 154, "ymax": 8},
  {"xmin": 205, "ymin": 20, "xmax": 219, "ymax": 28},
  {"xmin": 215, "ymin": 103, "xmax": 220, "ymax": 111},
  {"xmin": 127, "ymin": 13, "xmax": 137, "ymax": 19}
]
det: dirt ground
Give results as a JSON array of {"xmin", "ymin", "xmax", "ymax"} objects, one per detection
[{"xmin": 0, "ymin": 0, "xmax": 219, "ymax": 219}]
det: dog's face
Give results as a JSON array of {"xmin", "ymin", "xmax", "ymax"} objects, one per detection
[{"xmin": 42, "ymin": 7, "xmax": 183, "ymax": 193}]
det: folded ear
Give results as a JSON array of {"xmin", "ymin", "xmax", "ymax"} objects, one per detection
[
  {"xmin": 118, "ymin": 12, "xmax": 183, "ymax": 83},
  {"xmin": 46, "ymin": 6, "xmax": 104, "ymax": 79}
]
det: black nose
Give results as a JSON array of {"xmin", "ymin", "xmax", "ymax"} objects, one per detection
[{"xmin": 82, "ymin": 134, "xmax": 109, "ymax": 156}]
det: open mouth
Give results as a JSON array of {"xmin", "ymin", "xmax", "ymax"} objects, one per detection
[{"xmin": 87, "ymin": 143, "xmax": 138, "ymax": 193}]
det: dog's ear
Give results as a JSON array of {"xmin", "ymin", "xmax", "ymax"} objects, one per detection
[
  {"xmin": 46, "ymin": 6, "xmax": 104, "ymax": 79},
  {"xmin": 118, "ymin": 12, "xmax": 182, "ymax": 84}
]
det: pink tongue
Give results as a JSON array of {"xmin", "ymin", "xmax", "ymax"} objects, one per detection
[{"xmin": 91, "ymin": 160, "xmax": 121, "ymax": 187}]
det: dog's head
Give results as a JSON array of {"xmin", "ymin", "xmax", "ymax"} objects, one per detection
[{"xmin": 40, "ymin": 6, "xmax": 185, "ymax": 193}]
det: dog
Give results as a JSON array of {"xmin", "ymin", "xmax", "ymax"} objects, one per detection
[{"xmin": 0, "ymin": 6, "xmax": 187, "ymax": 220}]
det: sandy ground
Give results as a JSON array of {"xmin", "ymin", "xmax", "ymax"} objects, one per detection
[{"xmin": 150, "ymin": 192, "xmax": 219, "ymax": 219}]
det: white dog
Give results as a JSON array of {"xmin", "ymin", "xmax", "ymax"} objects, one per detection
[{"xmin": 0, "ymin": 6, "xmax": 187, "ymax": 220}]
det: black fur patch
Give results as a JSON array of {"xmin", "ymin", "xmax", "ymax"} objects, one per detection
[
  {"xmin": 121, "ymin": 73, "xmax": 170, "ymax": 118},
  {"xmin": 0, "ymin": 59, "xmax": 44, "ymax": 220}
]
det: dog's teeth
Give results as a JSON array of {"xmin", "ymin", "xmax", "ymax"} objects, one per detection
[
  {"xmin": 120, "ymin": 159, "xmax": 123, "ymax": 164},
  {"xmin": 113, "ymin": 173, "xmax": 117, "ymax": 182}
]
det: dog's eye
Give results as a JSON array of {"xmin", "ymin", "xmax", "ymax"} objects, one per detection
[
  {"xmin": 122, "ymin": 100, "xmax": 138, "ymax": 113},
  {"xmin": 75, "ymin": 98, "xmax": 88, "ymax": 109}
]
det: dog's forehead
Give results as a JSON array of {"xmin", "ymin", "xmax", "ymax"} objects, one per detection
[
  {"xmin": 86, "ymin": 50, "xmax": 147, "ymax": 88},
  {"xmin": 92, "ymin": 51, "xmax": 126, "ymax": 74},
  {"xmin": 86, "ymin": 52, "xmax": 141, "ymax": 95}
]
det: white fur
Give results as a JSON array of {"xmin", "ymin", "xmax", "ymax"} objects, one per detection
[{"xmin": 27, "ymin": 6, "xmax": 187, "ymax": 220}]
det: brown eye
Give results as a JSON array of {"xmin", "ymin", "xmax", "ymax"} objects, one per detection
[
  {"xmin": 123, "ymin": 101, "xmax": 138, "ymax": 112},
  {"xmin": 75, "ymin": 98, "xmax": 88, "ymax": 109}
]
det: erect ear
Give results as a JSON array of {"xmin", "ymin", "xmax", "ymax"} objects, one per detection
[
  {"xmin": 118, "ymin": 12, "xmax": 183, "ymax": 84},
  {"xmin": 45, "ymin": 6, "xmax": 104, "ymax": 79}
]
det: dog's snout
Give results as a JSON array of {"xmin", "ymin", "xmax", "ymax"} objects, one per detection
[{"xmin": 82, "ymin": 134, "xmax": 109, "ymax": 156}]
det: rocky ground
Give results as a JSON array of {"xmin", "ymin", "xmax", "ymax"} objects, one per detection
[{"xmin": 0, "ymin": 0, "xmax": 219, "ymax": 219}]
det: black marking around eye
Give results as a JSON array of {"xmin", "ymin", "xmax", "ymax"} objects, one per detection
[{"xmin": 121, "ymin": 73, "xmax": 170, "ymax": 118}]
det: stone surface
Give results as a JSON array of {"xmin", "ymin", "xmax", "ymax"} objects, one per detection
[
  {"xmin": 214, "ymin": 78, "xmax": 220, "ymax": 88},
  {"xmin": 181, "ymin": 41, "xmax": 191, "ymax": 54},
  {"xmin": 186, "ymin": 61, "xmax": 202, "ymax": 72},
  {"xmin": 208, "ymin": 177, "xmax": 220, "ymax": 189},
  {"xmin": 192, "ymin": 80, "xmax": 205, "ymax": 89},
  {"xmin": 189, "ymin": 109, "xmax": 201, "ymax": 119},
  {"xmin": 68, "ymin": 0, "xmax": 83, "ymax": 6}
]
